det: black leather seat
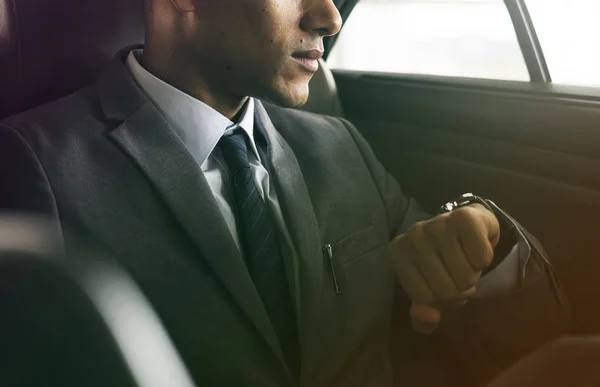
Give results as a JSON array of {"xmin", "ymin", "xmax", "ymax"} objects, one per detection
[
  {"xmin": 0, "ymin": 0, "xmax": 145, "ymax": 119},
  {"xmin": 0, "ymin": 233, "xmax": 138, "ymax": 387},
  {"xmin": 0, "ymin": 218, "xmax": 197, "ymax": 387},
  {"xmin": 0, "ymin": 4, "xmax": 198, "ymax": 385}
]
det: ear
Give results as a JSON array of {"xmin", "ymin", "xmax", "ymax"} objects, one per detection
[{"xmin": 168, "ymin": 0, "xmax": 197, "ymax": 12}]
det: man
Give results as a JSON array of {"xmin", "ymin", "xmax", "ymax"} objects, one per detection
[{"xmin": 0, "ymin": 0, "xmax": 575, "ymax": 386}]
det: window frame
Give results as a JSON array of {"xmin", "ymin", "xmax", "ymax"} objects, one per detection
[
  {"xmin": 326, "ymin": 0, "xmax": 552, "ymax": 84},
  {"xmin": 504, "ymin": 0, "xmax": 550, "ymax": 82}
]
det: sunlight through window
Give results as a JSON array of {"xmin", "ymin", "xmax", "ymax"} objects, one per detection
[
  {"xmin": 527, "ymin": 0, "xmax": 600, "ymax": 87},
  {"xmin": 328, "ymin": 0, "xmax": 529, "ymax": 81}
]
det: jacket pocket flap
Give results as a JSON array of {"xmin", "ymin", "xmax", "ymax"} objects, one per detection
[{"xmin": 331, "ymin": 222, "xmax": 383, "ymax": 265}]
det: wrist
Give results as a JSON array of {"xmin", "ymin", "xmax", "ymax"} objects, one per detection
[{"xmin": 439, "ymin": 193, "xmax": 516, "ymax": 275}]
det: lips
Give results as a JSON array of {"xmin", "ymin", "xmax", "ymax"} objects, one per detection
[
  {"xmin": 292, "ymin": 49, "xmax": 324, "ymax": 60},
  {"xmin": 292, "ymin": 49, "xmax": 323, "ymax": 73}
]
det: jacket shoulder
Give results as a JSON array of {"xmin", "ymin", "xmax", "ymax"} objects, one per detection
[{"xmin": 0, "ymin": 85, "xmax": 105, "ymax": 152}]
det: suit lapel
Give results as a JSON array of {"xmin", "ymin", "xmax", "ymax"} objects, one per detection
[
  {"xmin": 255, "ymin": 102, "xmax": 325, "ymax": 372},
  {"xmin": 95, "ymin": 55, "xmax": 289, "ymax": 372}
]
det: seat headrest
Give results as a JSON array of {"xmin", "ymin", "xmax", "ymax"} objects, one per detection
[{"xmin": 0, "ymin": 0, "xmax": 145, "ymax": 119}]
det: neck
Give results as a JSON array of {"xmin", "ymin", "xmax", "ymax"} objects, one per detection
[{"xmin": 141, "ymin": 46, "xmax": 248, "ymax": 120}]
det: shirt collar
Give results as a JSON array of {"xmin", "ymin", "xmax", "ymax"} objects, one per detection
[{"xmin": 126, "ymin": 50, "xmax": 260, "ymax": 166}]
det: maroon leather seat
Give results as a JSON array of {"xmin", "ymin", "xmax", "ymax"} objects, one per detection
[{"xmin": 0, "ymin": 0, "xmax": 145, "ymax": 119}]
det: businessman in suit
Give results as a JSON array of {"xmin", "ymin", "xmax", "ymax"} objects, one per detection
[{"xmin": 0, "ymin": 0, "xmax": 577, "ymax": 386}]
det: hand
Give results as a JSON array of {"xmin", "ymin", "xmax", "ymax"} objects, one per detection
[
  {"xmin": 486, "ymin": 336, "xmax": 600, "ymax": 387},
  {"xmin": 388, "ymin": 204, "xmax": 500, "ymax": 333}
]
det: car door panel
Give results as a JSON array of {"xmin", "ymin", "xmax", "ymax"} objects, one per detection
[{"xmin": 334, "ymin": 70, "xmax": 600, "ymax": 334}]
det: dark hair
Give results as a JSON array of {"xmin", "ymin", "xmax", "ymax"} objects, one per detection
[{"xmin": 143, "ymin": 0, "xmax": 152, "ymax": 11}]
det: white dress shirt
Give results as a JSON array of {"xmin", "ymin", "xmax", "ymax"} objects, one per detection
[
  {"xmin": 126, "ymin": 50, "xmax": 524, "ymax": 297},
  {"xmin": 126, "ymin": 50, "xmax": 290, "ymax": 252}
]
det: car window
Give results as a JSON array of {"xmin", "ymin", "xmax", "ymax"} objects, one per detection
[
  {"xmin": 327, "ymin": 0, "xmax": 529, "ymax": 81},
  {"xmin": 526, "ymin": 0, "xmax": 600, "ymax": 87}
]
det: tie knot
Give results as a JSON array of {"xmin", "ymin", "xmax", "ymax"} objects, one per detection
[{"xmin": 219, "ymin": 131, "xmax": 250, "ymax": 171}]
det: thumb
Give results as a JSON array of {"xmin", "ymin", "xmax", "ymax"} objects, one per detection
[{"xmin": 410, "ymin": 303, "xmax": 441, "ymax": 334}]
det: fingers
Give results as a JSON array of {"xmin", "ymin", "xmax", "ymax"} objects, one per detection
[
  {"xmin": 389, "ymin": 203, "xmax": 500, "ymax": 336},
  {"xmin": 389, "ymin": 206, "xmax": 499, "ymax": 305},
  {"xmin": 390, "ymin": 231, "xmax": 471, "ymax": 305},
  {"xmin": 389, "ymin": 238, "xmax": 436, "ymax": 304},
  {"xmin": 411, "ymin": 293, "xmax": 476, "ymax": 335},
  {"xmin": 411, "ymin": 227, "xmax": 461, "ymax": 300},
  {"xmin": 438, "ymin": 230, "xmax": 482, "ymax": 292},
  {"xmin": 393, "ymin": 219, "xmax": 483, "ymax": 302},
  {"xmin": 410, "ymin": 303, "xmax": 441, "ymax": 335},
  {"xmin": 454, "ymin": 210, "xmax": 495, "ymax": 272}
]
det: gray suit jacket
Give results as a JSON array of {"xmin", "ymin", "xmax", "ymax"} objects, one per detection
[{"xmin": 0, "ymin": 51, "xmax": 569, "ymax": 387}]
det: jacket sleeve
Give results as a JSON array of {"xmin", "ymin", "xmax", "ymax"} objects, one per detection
[
  {"xmin": 340, "ymin": 117, "xmax": 570, "ymax": 387},
  {"xmin": 338, "ymin": 118, "xmax": 431, "ymax": 237}
]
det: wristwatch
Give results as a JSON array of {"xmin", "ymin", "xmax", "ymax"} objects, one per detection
[
  {"xmin": 438, "ymin": 193, "xmax": 559, "ymax": 293},
  {"xmin": 439, "ymin": 193, "xmax": 516, "ymax": 275},
  {"xmin": 438, "ymin": 193, "xmax": 495, "ymax": 215}
]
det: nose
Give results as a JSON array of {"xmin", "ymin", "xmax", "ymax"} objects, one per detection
[{"xmin": 301, "ymin": 0, "xmax": 343, "ymax": 37}]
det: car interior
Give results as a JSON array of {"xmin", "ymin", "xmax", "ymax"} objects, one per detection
[{"xmin": 1, "ymin": 0, "xmax": 599, "ymax": 385}]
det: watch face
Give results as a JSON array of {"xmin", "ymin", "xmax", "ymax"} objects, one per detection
[
  {"xmin": 439, "ymin": 194, "xmax": 483, "ymax": 214},
  {"xmin": 439, "ymin": 202, "xmax": 456, "ymax": 214},
  {"xmin": 460, "ymin": 193, "xmax": 476, "ymax": 201},
  {"xmin": 439, "ymin": 194, "xmax": 487, "ymax": 214}
]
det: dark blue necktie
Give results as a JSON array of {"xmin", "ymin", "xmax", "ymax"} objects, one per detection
[{"xmin": 218, "ymin": 130, "xmax": 299, "ymax": 374}]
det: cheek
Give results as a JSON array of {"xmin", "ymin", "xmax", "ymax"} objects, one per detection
[
  {"xmin": 245, "ymin": 28, "xmax": 291, "ymax": 78},
  {"xmin": 227, "ymin": 18, "xmax": 282, "ymax": 66},
  {"xmin": 259, "ymin": 4, "xmax": 301, "ymax": 57}
]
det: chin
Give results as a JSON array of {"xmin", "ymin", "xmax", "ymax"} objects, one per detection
[
  {"xmin": 280, "ymin": 95, "xmax": 309, "ymax": 109},
  {"xmin": 262, "ymin": 82, "xmax": 310, "ymax": 108}
]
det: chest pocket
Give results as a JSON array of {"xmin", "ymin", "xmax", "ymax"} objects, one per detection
[
  {"xmin": 323, "ymin": 222, "xmax": 389, "ymax": 295},
  {"xmin": 321, "ymin": 222, "xmax": 395, "ymax": 346},
  {"xmin": 329, "ymin": 222, "xmax": 384, "ymax": 266}
]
